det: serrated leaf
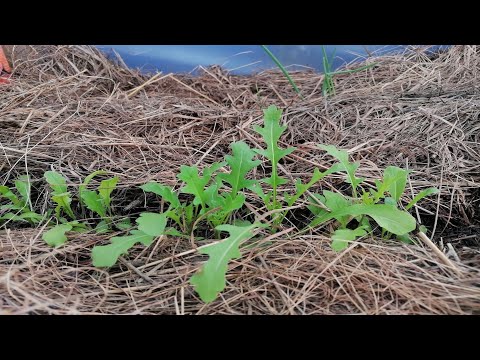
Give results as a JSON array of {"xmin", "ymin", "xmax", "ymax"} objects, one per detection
[
  {"xmin": 80, "ymin": 190, "xmax": 106, "ymax": 218},
  {"xmin": 44, "ymin": 171, "xmax": 68, "ymax": 194},
  {"xmin": 98, "ymin": 177, "xmax": 118, "ymax": 210},
  {"xmin": 140, "ymin": 182, "xmax": 180, "ymax": 208},
  {"xmin": 383, "ymin": 166, "xmax": 410, "ymax": 202},
  {"xmin": 177, "ymin": 165, "xmax": 210, "ymax": 206},
  {"xmin": 406, "ymin": 188, "xmax": 439, "ymax": 210},
  {"xmin": 51, "ymin": 193, "xmax": 75, "ymax": 220},
  {"xmin": 253, "ymin": 105, "xmax": 296, "ymax": 209},
  {"xmin": 136, "ymin": 212, "xmax": 167, "ymax": 237},
  {"xmin": 42, "ymin": 223, "xmax": 73, "ymax": 247},
  {"xmin": 318, "ymin": 145, "xmax": 364, "ymax": 197},
  {"xmin": 92, "ymin": 230, "xmax": 154, "ymax": 267},
  {"xmin": 218, "ymin": 141, "xmax": 261, "ymax": 195},
  {"xmin": 310, "ymin": 204, "xmax": 416, "ymax": 235},
  {"xmin": 190, "ymin": 222, "xmax": 261, "ymax": 303},
  {"xmin": 253, "ymin": 106, "xmax": 295, "ymax": 165},
  {"xmin": 331, "ymin": 227, "xmax": 367, "ymax": 251}
]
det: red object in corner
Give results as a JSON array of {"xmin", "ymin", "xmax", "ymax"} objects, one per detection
[{"xmin": 0, "ymin": 45, "xmax": 12, "ymax": 84}]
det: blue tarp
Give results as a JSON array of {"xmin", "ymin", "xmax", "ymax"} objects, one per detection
[{"xmin": 96, "ymin": 45, "xmax": 447, "ymax": 75}]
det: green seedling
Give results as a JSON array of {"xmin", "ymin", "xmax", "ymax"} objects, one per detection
[
  {"xmin": 140, "ymin": 182, "xmax": 185, "ymax": 227},
  {"xmin": 92, "ymin": 212, "xmax": 168, "ymax": 267},
  {"xmin": 307, "ymin": 145, "xmax": 438, "ymax": 250},
  {"xmin": 206, "ymin": 141, "xmax": 260, "ymax": 228},
  {"xmin": 321, "ymin": 46, "xmax": 377, "ymax": 97},
  {"xmin": 78, "ymin": 170, "xmax": 119, "ymax": 232},
  {"xmin": 44, "ymin": 171, "xmax": 76, "ymax": 220},
  {"xmin": 42, "ymin": 220, "xmax": 87, "ymax": 247},
  {"xmin": 252, "ymin": 105, "xmax": 296, "ymax": 226},
  {"xmin": 0, "ymin": 175, "xmax": 44, "ymax": 224},
  {"xmin": 190, "ymin": 222, "xmax": 265, "ymax": 303}
]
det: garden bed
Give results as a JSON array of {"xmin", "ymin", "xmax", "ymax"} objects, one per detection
[{"xmin": 1, "ymin": 45, "xmax": 479, "ymax": 314}]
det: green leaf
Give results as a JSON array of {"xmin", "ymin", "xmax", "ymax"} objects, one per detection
[
  {"xmin": 286, "ymin": 166, "xmax": 344, "ymax": 206},
  {"xmin": 322, "ymin": 190, "xmax": 351, "ymax": 227},
  {"xmin": 51, "ymin": 193, "xmax": 75, "ymax": 220},
  {"xmin": 405, "ymin": 188, "xmax": 439, "ymax": 210},
  {"xmin": 42, "ymin": 223, "xmax": 73, "ymax": 247},
  {"xmin": 307, "ymin": 194, "xmax": 327, "ymax": 216},
  {"xmin": 177, "ymin": 165, "xmax": 210, "ymax": 206},
  {"xmin": 136, "ymin": 212, "xmax": 167, "ymax": 237},
  {"xmin": 163, "ymin": 227, "xmax": 186, "ymax": 238},
  {"xmin": 0, "ymin": 213, "xmax": 25, "ymax": 222},
  {"xmin": 310, "ymin": 204, "xmax": 416, "ymax": 235},
  {"xmin": 190, "ymin": 222, "xmax": 261, "ymax": 303},
  {"xmin": 140, "ymin": 182, "xmax": 180, "ymax": 208},
  {"xmin": 18, "ymin": 212, "xmax": 44, "ymax": 222},
  {"xmin": 183, "ymin": 203, "xmax": 195, "ymax": 228},
  {"xmin": 384, "ymin": 197, "xmax": 397, "ymax": 206},
  {"xmin": 1, "ymin": 204, "xmax": 19, "ymax": 211},
  {"xmin": 318, "ymin": 145, "xmax": 364, "ymax": 197},
  {"xmin": 92, "ymin": 230, "xmax": 154, "ymax": 267},
  {"xmin": 14, "ymin": 175, "xmax": 31, "ymax": 205},
  {"xmin": 95, "ymin": 220, "xmax": 110, "ymax": 234},
  {"xmin": 397, "ymin": 233, "xmax": 414, "ymax": 244},
  {"xmin": 253, "ymin": 105, "xmax": 296, "ymax": 201},
  {"xmin": 249, "ymin": 183, "xmax": 267, "ymax": 203},
  {"xmin": 115, "ymin": 218, "xmax": 132, "ymax": 231},
  {"xmin": 0, "ymin": 185, "xmax": 21, "ymax": 206},
  {"xmin": 80, "ymin": 190, "xmax": 106, "ymax": 218},
  {"xmin": 78, "ymin": 170, "xmax": 108, "ymax": 201},
  {"xmin": 44, "ymin": 171, "xmax": 68, "ymax": 194},
  {"xmin": 331, "ymin": 228, "xmax": 367, "ymax": 251},
  {"xmin": 383, "ymin": 166, "xmax": 410, "ymax": 202},
  {"xmin": 82, "ymin": 170, "xmax": 108, "ymax": 187},
  {"xmin": 98, "ymin": 177, "xmax": 118, "ymax": 210},
  {"xmin": 218, "ymin": 141, "xmax": 261, "ymax": 195},
  {"xmin": 45, "ymin": 171, "xmax": 75, "ymax": 220}
]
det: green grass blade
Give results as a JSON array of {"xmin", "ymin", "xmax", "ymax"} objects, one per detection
[{"xmin": 261, "ymin": 45, "xmax": 303, "ymax": 98}]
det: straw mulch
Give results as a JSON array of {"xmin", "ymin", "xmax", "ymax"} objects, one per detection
[{"xmin": 1, "ymin": 45, "xmax": 479, "ymax": 314}]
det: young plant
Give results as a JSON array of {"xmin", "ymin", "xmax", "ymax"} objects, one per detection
[
  {"xmin": 206, "ymin": 141, "xmax": 260, "ymax": 228},
  {"xmin": 78, "ymin": 170, "xmax": 119, "ymax": 233},
  {"xmin": 321, "ymin": 46, "xmax": 377, "ymax": 97},
  {"xmin": 91, "ymin": 213, "xmax": 167, "ymax": 267},
  {"xmin": 190, "ymin": 222, "xmax": 265, "ymax": 303},
  {"xmin": 307, "ymin": 145, "xmax": 438, "ymax": 250},
  {"xmin": 44, "ymin": 171, "xmax": 76, "ymax": 221},
  {"xmin": 0, "ymin": 175, "xmax": 44, "ymax": 225},
  {"xmin": 251, "ymin": 105, "xmax": 296, "ymax": 226}
]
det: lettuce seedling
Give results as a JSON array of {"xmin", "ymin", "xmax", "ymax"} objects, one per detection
[{"xmin": 0, "ymin": 175, "xmax": 44, "ymax": 225}]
